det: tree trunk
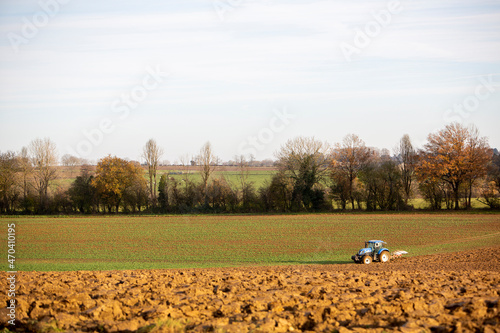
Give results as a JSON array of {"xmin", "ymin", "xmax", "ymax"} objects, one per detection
[
  {"xmin": 153, "ymin": 173, "xmax": 157, "ymax": 205},
  {"xmin": 149, "ymin": 172, "xmax": 154, "ymax": 203},
  {"xmin": 453, "ymin": 183, "xmax": 460, "ymax": 210},
  {"xmin": 468, "ymin": 181, "xmax": 473, "ymax": 209},
  {"xmin": 349, "ymin": 174, "xmax": 355, "ymax": 210}
]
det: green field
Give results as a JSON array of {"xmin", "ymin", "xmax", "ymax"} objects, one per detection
[
  {"xmin": 2, "ymin": 213, "xmax": 499, "ymax": 272},
  {"xmin": 51, "ymin": 169, "xmax": 276, "ymax": 194},
  {"xmin": 159, "ymin": 169, "xmax": 276, "ymax": 190}
]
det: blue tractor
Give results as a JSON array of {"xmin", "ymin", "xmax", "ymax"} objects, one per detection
[{"xmin": 351, "ymin": 240, "xmax": 391, "ymax": 264}]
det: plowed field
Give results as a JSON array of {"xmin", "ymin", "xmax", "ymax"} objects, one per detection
[{"xmin": 1, "ymin": 246, "xmax": 499, "ymax": 332}]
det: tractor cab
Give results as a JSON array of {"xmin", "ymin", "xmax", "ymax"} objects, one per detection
[
  {"xmin": 365, "ymin": 240, "xmax": 385, "ymax": 252},
  {"xmin": 358, "ymin": 240, "xmax": 385, "ymax": 256}
]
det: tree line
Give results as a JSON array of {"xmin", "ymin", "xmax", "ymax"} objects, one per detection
[{"xmin": 0, "ymin": 123, "xmax": 499, "ymax": 214}]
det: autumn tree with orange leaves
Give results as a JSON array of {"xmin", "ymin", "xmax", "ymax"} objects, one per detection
[
  {"xmin": 92, "ymin": 156, "xmax": 147, "ymax": 212},
  {"xmin": 416, "ymin": 123, "xmax": 491, "ymax": 210}
]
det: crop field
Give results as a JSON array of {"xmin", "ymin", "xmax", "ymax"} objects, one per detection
[
  {"xmin": 160, "ymin": 169, "xmax": 276, "ymax": 190},
  {"xmin": 2, "ymin": 213, "xmax": 499, "ymax": 272},
  {"xmin": 1, "ymin": 213, "xmax": 500, "ymax": 332},
  {"xmin": 52, "ymin": 167, "xmax": 277, "ymax": 192}
]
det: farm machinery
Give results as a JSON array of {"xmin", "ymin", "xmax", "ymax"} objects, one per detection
[{"xmin": 351, "ymin": 240, "xmax": 408, "ymax": 264}]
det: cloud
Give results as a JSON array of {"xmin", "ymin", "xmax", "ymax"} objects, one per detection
[{"xmin": 1, "ymin": 0, "xmax": 499, "ymax": 159}]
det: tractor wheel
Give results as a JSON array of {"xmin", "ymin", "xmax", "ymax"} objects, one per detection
[
  {"xmin": 362, "ymin": 255, "xmax": 372, "ymax": 265},
  {"xmin": 380, "ymin": 251, "xmax": 390, "ymax": 263}
]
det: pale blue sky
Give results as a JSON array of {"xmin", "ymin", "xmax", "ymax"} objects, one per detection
[{"xmin": 1, "ymin": 0, "xmax": 499, "ymax": 162}]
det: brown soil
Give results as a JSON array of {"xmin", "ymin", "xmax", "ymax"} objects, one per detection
[{"xmin": 1, "ymin": 247, "xmax": 499, "ymax": 332}]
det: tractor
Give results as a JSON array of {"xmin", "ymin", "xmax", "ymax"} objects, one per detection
[{"xmin": 351, "ymin": 240, "xmax": 391, "ymax": 264}]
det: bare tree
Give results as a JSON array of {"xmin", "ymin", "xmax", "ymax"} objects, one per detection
[
  {"xmin": 18, "ymin": 147, "xmax": 32, "ymax": 202},
  {"xmin": 479, "ymin": 150, "xmax": 500, "ymax": 208},
  {"xmin": 394, "ymin": 134, "xmax": 417, "ymax": 205},
  {"xmin": 142, "ymin": 139, "xmax": 164, "ymax": 206},
  {"xmin": 235, "ymin": 155, "xmax": 251, "ymax": 192},
  {"xmin": 197, "ymin": 142, "xmax": 218, "ymax": 204},
  {"xmin": 29, "ymin": 138, "xmax": 58, "ymax": 209},
  {"xmin": 235, "ymin": 154, "xmax": 255, "ymax": 208},
  {"xmin": 61, "ymin": 154, "xmax": 84, "ymax": 167},
  {"xmin": 275, "ymin": 137, "xmax": 330, "ymax": 210},
  {"xmin": 61, "ymin": 154, "xmax": 85, "ymax": 178},
  {"xmin": 332, "ymin": 134, "xmax": 372, "ymax": 210},
  {"xmin": 179, "ymin": 153, "xmax": 192, "ymax": 190},
  {"xmin": 464, "ymin": 125, "xmax": 491, "ymax": 208},
  {"xmin": 0, "ymin": 151, "xmax": 19, "ymax": 213}
]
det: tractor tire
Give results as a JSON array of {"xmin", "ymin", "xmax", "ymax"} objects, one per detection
[
  {"xmin": 362, "ymin": 255, "xmax": 372, "ymax": 265},
  {"xmin": 380, "ymin": 251, "xmax": 390, "ymax": 263}
]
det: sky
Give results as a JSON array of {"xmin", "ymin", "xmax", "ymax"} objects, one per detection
[{"xmin": 1, "ymin": 0, "xmax": 499, "ymax": 163}]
